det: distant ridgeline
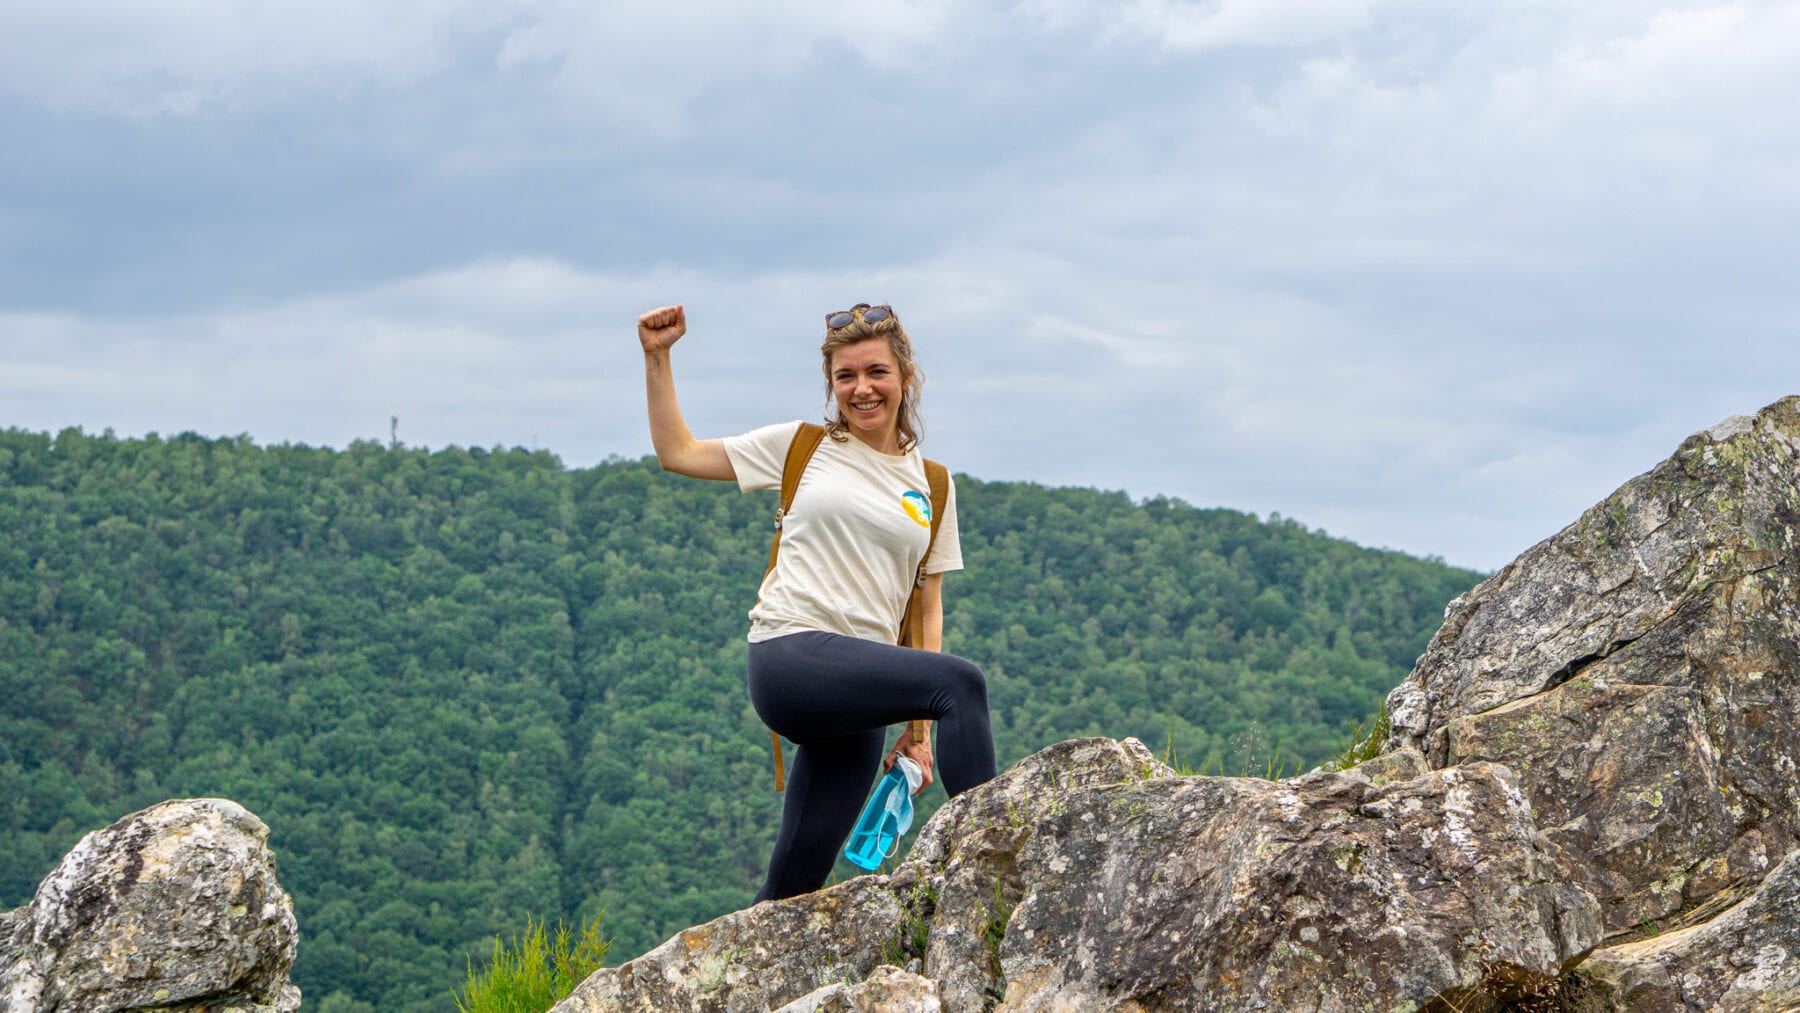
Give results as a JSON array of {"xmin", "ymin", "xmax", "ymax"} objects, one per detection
[{"xmin": 0, "ymin": 427, "xmax": 1482, "ymax": 1012}]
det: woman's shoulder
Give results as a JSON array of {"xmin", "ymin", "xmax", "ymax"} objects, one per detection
[{"xmin": 728, "ymin": 419, "xmax": 807, "ymax": 449}]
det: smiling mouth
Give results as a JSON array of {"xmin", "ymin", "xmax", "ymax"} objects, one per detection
[{"xmin": 851, "ymin": 400, "xmax": 883, "ymax": 413}]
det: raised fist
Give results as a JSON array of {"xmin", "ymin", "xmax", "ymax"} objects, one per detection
[{"xmin": 637, "ymin": 304, "xmax": 686, "ymax": 353}]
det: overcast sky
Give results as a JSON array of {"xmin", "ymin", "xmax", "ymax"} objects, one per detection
[{"xmin": 3, "ymin": 1, "xmax": 1797, "ymax": 571}]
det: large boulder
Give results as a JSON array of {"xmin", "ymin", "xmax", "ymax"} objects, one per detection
[
  {"xmin": 0, "ymin": 798, "xmax": 300, "ymax": 1013},
  {"xmin": 1387, "ymin": 396, "xmax": 1800, "ymax": 938},
  {"xmin": 551, "ymin": 739, "xmax": 1168, "ymax": 1013},
  {"xmin": 551, "ymin": 873, "xmax": 907, "ymax": 1013},
  {"xmin": 547, "ymin": 737, "xmax": 1166, "ymax": 1013},
  {"xmin": 989, "ymin": 760, "xmax": 1598, "ymax": 1012}
]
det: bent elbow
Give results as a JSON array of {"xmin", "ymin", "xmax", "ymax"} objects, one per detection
[
  {"xmin": 649, "ymin": 438, "xmax": 730, "ymax": 481},
  {"xmin": 654, "ymin": 448, "xmax": 698, "ymax": 478},
  {"xmin": 650, "ymin": 440, "xmax": 685, "ymax": 473}
]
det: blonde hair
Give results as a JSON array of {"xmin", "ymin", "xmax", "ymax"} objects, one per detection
[{"xmin": 820, "ymin": 306, "xmax": 924, "ymax": 452}]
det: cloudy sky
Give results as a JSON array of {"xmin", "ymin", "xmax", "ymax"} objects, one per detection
[{"xmin": 4, "ymin": 1, "xmax": 1797, "ymax": 571}]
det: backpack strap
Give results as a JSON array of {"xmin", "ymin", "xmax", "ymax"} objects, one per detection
[
  {"xmin": 765, "ymin": 422, "xmax": 828, "ymax": 579},
  {"xmin": 895, "ymin": 459, "xmax": 951, "ymax": 749},
  {"xmin": 896, "ymin": 459, "xmax": 950, "ymax": 650},
  {"xmin": 763, "ymin": 423, "xmax": 826, "ymax": 791}
]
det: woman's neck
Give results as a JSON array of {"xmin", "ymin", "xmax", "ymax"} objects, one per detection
[{"xmin": 846, "ymin": 424, "xmax": 904, "ymax": 457}]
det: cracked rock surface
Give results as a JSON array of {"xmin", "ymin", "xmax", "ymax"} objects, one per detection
[
  {"xmin": 0, "ymin": 798, "xmax": 300, "ymax": 1013},
  {"xmin": 553, "ymin": 738, "xmax": 1600, "ymax": 1012},
  {"xmin": 1390, "ymin": 397, "xmax": 1800, "ymax": 951},
  {"xmin": 774, "ymin": 964, "xmax": 942, "ymax": 1012},
  {"xmin": 1572, "ymin": 850, "xmax": 1800, "ymax": 1011}
]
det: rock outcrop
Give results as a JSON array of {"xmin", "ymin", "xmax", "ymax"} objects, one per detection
[
  {"xmin": 776, "ymin": 965, "xmax": 943, "ymax": 1012},
  {"xmin": 1386, "ymin": 394, "xmax": 1800, "ymax": 1006},
  {"xmin": 552, "ymin": 396, "xmax": 1800, "ymax": 1012},
  {"xmin": 550, "ymin": 737, "xmax": 1605, "ymax": 1013},
  {"xmin": 556, "ymin": 736, "xmax": 1604, "ymax": 1012},
  {"xmin": 0, "ymin": 798, "xmax": 300, "ymax": 1013},
  {"xmin": 1572, "ymin": 850, "xmax": 1800, "ymax": 1010}
]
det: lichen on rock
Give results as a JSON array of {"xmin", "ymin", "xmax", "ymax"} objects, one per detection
[
  {"xmin": 551, "ymin": 737, "xmax": 1600, "ymax": 1012},
  {"xmin": 0, "ymin": 798, "xmax": 300, "ymax": 1013},
  {"xmin": 1388, "ymin": 396, "xmax": 1800, "ymax": 950}
]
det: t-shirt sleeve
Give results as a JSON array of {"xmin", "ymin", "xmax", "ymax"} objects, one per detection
[
  {"xmin": 722, "ymin": 420, "xmax": 804, "ymax": 493},
  {"xmin": 924, "ymin": 473, "xmax": 964, "ymax": 575}
]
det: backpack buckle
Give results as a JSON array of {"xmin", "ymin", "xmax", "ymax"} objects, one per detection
[{"xmin": 774, "ymin": 507, "xmax": 786, "ymax": 531}]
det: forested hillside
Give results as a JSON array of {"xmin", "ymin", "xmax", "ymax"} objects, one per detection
[{"xmin": 0, "ymin": 427, "xmax": 1483, "ymax": 1011}]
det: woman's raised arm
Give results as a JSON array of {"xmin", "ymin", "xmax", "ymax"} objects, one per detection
[{"xmin": 638, "ymin": 304, "xmax": 736, "ymax": 481}]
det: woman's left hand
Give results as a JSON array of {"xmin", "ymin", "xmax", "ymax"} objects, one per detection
[{"xmin": 886, "ymin": 723, "xmax": 935, "ymax": 795}]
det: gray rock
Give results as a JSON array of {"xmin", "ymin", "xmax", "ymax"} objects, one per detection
[
  {"xmin": 1438, "ymin": 668, "xmax": 1775, "ymax": 938},
  {"xmin": 1389, "ymin": 397, "xmax": 1800, "ymax": 759},
  {"xmin": 908, "ymin": 737, "xmax": 1175, "ymax": 1011},
  {"xmin": 990, "ymin": 762, "xmax": 1599, "ymax": 1012},
  {"xmin": 773, "ymin": 964, "xmax": 941, "ymax": 1012},
  {"xmin": 1387, "ymin": 396, "xmax": 1800, "ymax": 939},
  {"xmin": 1572, "ymin": 849, "xmax": 1800, "ymax": 1011},
  {"xmin": 551, "ymin": 738, "xmax": 1164, "ymax": 1013},
  {"xmin": 555, "ymin": 738, "xmax": 1602, "ymax": 1012},
  {"xmin": 551, "ymin": 874, "xmax": 909, "ymax": 1013},
  {"xmin": 0, "ymin": 798, "xmax": 300, "ymax": 1013}
]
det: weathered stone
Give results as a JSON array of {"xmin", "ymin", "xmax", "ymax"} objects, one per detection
[
  {"xmin": 1440, "ymin": 667, "xmax": 1774, "ymax": 937},
  {"xmin": 908, "ymin": 737, "xmax": 1173, "ymax": 1011},
  {"xmin": 557, "ymin": 737, "xmax": 1601, "ymax": 1013},
  {"xmin": 1350, "ymin": 743, "xmax": 1430, "ymax": 786},
  {"xmin": 989, "ymin": 763, "xmax": 1599, "ymax": 1012},
  {"xmin": 551, "ymin": 738, "xmax": 1167, "ymax": 1013},
  {"xmin": 1388, "ymin": 396, "xmax": 1800, "ymax": 935},
  {"xmin": 773, "ymin": 964, "xmax": 941, "ymax": 1012},
  {"xmin": 1570, "ymin": 850, "xmax": 1800, "ymax": 1011},
  {"xmin": 0, "ymin": 798, "xmax": 300, "ymax": 1013},
  {"xmin": 1389, "ymin": 396, "xmax": 1800, "ymax": 754},
  {"xmin": 551, "ymin": 875, "xmax": 908, "ymax": 1013}
]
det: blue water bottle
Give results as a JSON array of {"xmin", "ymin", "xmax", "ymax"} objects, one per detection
[{"xmin": 844, "ymin": 755, "xmax": 923, "ymax": 871}]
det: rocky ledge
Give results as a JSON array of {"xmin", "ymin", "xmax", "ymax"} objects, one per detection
[{"xmin": 553, "ymin": 395, "xmax": 1800, "ymax": 1012}]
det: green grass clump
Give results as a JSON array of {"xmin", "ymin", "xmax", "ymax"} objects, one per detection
[
  {"xmin": 455, "ymin": 913, "xmax": 612, "ymax": 1013},
  {"xmin": 1161, "ymin": 728, "xmax": 1302, "ymax": 780},
  {"xmin": 1160, "ymin": 733, "xmax": 1221, "ymax": 777},
  {"xmin": 1319, "ymin": 704, "xmax": 1390, "ymax": 773}
]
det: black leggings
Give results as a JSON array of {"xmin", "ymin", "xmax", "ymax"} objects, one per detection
[{"xmin": 747, "ymin": 631, "xmax": 997, "ymax": 902}]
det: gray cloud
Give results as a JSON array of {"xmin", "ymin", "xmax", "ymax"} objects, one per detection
[{"xmin": 3, "ymin": 1, "xmax": 1798, "ymax": 570}]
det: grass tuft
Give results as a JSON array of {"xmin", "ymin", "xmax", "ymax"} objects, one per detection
[
  {"xmin": 1160, "ymin": 733, "xmax": 1222, "ymax": 777},
  {"xmin": 1319, "ymin": 704, "xmax": 1390, "ymax": 774},
  {"xmin": 454, "ymin": 912, "xmax": 612, "ymax": 1013}
]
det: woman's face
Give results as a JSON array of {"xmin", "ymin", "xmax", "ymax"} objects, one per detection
[{"xmin": 830, "ymin": 338, "xmax": 905, "ymax": 451}]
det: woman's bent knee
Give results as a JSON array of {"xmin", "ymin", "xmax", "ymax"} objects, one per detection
[{"xmin": 944, "ymin": 654, "xmax": 988, "ymax": 706}]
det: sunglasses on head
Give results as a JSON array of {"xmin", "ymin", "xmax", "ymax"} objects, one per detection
[{"xmin": 826, "ymin": 305, "xmax": 895, "ymax": 330}]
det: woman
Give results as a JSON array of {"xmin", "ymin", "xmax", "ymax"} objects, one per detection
[{"xmin": 636, "ymin": 302, "xmax": 997, "ymax": 902}]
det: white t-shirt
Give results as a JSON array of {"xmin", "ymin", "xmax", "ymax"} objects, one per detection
[{"xmin": 724, "ymin": 420, "xmax": 964, "ymax": 644}]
